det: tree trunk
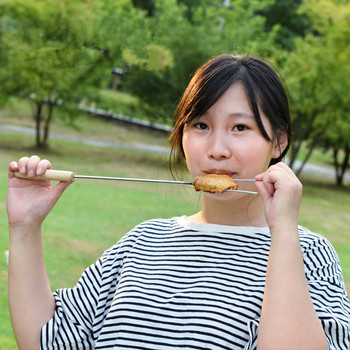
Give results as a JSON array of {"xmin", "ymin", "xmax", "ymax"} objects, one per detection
[
  {"xmin": 343, "ymin": 143, "xmax": 350, "ymax": 185},
  {"xmin": 34, "ymin": 102, "xmax": 43, "ymax": 147},
  {"xmin": 43, "ymin": 102, "xmax": 54, "ymax": 146},
  {"xmin": 294, "ymin": 141, "xmax": 316, "ymax": 177},
  {"xmin": 288, "ymin": 139, "xmax": 302, "ymax": 169},
  {"xmin": 294, "ymin": 145, "xmax": 314, "ymax": 177},
  {"xmin": 294, "ymin": 131, "xmax": 324, "ymax": 177},
  {"xmin": 288, "ymin": 105, "xmax": 329, "ymax": 169},
  {"xmin": 333, "ymin": 143, "xmax": 350, "ymax": 186},
  {"xmin": 287, "ymin": 117, "xmax": 302, "ymax": 169},
  {"xmin": 288, "ymin": 111, "xmax": 316, "ymax": 169}
]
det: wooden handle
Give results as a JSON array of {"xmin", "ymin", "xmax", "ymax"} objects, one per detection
[{"xmin": 14, "ymin": 169, "xmax": 75, "ymax": 182}]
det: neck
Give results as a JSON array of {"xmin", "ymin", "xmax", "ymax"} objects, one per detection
[{"xmin": 189, "ymin": 194, "xmax": 267, "ymax": 227}]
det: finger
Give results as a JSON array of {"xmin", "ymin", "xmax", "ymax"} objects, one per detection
[
  {"xmin": 255, "ymin": 163, "xmax": 285, "ymax": 182},
  {"xmin": 36, "ymin": 159, "xmax": 52, "ymax": 176},
  {"xmin": 18, "ymin": 156, "xmax": 30, "ymax": 174},
  {"xmin": 257, "ymin": 167, "xmax": 280, "ymax": 196},
  {"xmin": 255, "ymin": 178, "xmax": 275, "ymax": 199},
  {"xmin": 27, "ymin": 155, "xmax": 41, "ymax": 177},
  {"xmin": 8, "ymin": 161, "xmax": 19, "ymax": 179},
  {"xmin": 255, "ymin": 172, "xmax": 264, "ymax": 181},
  {"xmin": 48, "ymin": 180, "xmax": 73, "ymax": 205},
  {"xmin": 8, "ymin": 161, "xmax": 19, "ymax": 172}
]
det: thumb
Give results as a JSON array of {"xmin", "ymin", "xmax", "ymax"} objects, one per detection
[
  {"xmin": 48, "ymin": 180, "xmax": 73, "ymax": 205},
  {"xmin": 255, "ymin": 173, "xmax": 275, "ymax": 200}
]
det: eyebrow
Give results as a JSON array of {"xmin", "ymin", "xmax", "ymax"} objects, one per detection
[
  {"xmin": 197, "ymin": 111, "xmax": 255, "ymax": 121},
  {"xmin": 228, "ymin": 112, "xmax": 254, "ymax": 119}
]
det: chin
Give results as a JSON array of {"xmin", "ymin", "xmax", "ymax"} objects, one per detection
[{"xmin": 203, "ymin": 191, "xmax": 244, "ymax": 201}]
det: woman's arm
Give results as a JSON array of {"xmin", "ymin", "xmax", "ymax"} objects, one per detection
[
  {"xmin": 255, "ymin": 163, "xmax": 327, "ymax": 350},
  {"xmin": 7, "ymin": 156, "xmax": 72, "ymax": 349}
]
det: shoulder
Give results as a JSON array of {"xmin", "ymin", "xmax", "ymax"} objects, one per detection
[
  {"xmin": 101, "ymin": 217, "xmax": 184, "ymax": 258},
  {"xmin": 130, "ymin": 216, "xmax": 185, "ymax": 233},
  {"xmin": 298, "ymin": 226, "xmax": 343, "ymax": 283},
  {"xmin": 298, "ymin": 226, "xmax": 338, "ymax": 257}
]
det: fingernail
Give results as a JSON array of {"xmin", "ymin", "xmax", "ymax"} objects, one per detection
[
  {"xmin": 37, "ymin": 168, "xmax": 43, "ymax": 175},
  {"xmin": 20, "ymin": 167, "xmax": 26, "ymax": 174},
  {"xmin": 28, "ymin": 170, "xmax": 35, "ymax": 177}
]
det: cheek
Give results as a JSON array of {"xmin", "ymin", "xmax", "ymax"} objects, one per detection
[
  {"xmin": 182, "ymin": 131, "xmax": 196, "ymax": 158},
  {"xmin": 182, "ymin": 133, "xmax": 203, "ymax": 170},
  {"xmin": 239, "ymin": 139, "xmax": 275, "ymax": 169},
  {"xmin": 229, "ymin": 132, "xmax": 271, "ymax": 158}
]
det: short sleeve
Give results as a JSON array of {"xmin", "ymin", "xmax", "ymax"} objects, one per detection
[
  {"xmin": 40, "ymin": 258, "xmax": 103, "ymax": 349},
  {"xmin": 301, "ymin": 231, "xmax": 350, "ymax": 350},
  {"xmin": 40, "ymin": 237, "xmax": 130, "ymax": 349},
  {"xmin": 243, "ymin": 319, "xmax": 259, "ymax": 350}
]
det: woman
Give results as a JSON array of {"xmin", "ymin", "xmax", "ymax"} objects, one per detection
[{"xmin": 7, "ymin": 54, "xmax": 350, "ymax": 349}]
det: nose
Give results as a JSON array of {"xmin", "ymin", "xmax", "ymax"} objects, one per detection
[{"xmin": 208, "ymin": 131, "xmax": 232, "ymax": 160}]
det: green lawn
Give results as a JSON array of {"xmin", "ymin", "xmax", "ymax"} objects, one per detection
[
  {"xmin": 0, "ymin": 131, "xmax": 200, "ymax": 349},
  {"xmin": 0, "ymin": 110, "xmax": 350, "ymax": 349}
]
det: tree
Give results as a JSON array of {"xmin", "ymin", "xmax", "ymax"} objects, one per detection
[
  {"xmin": 281, "ymin": 0, "xmax": 350, "ymax": 184},
  {"xmin": 305, "ymin": 0, "xmax": 350, "ymax": 185},
  {"xmin": 0, "ymin": 0, "xmax": 98, "ymax": 147},
  {"xmin": 0, "ymin": 0, "xmax": 151, "ymax": 147},
  {"xmin": 321, "ymin": 109, "xmax": 350, "ymax": 186},
  {"xmin": 282, "ymin": 35, "xmax": 332, "ymax": 173},
  {"xmin": 122, "ymin": 0, "xmax": 281, "ymax": 121}
]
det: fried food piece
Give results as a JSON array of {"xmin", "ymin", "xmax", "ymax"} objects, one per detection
[{"xmin": 193, "ymin": 174, "xmax": 238, "ymax": 193}]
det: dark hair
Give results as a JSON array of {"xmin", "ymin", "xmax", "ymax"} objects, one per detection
[{"xmin": 168, "ymin": 54, "xmax": 291, "ymax": 175}]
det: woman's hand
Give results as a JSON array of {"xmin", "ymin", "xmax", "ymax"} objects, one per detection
[
  {"xmin": 255, "ymin": 162, "xmax": 302, "ymax": 231},
  {"xmin": 255, "ymin": 163, "xmax": 327, "ymax": 350},
  {"xmin": 7, "ymin": 155, "xmax": 71, "ymax": 349},
  {"xmin": 7, "ymin": 155, "xmax": 72, "ymax": 229}
]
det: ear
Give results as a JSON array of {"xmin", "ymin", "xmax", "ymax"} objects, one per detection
[{"xmin": 271, "ymin": 131, "xmax": 288, "ymax": 159}]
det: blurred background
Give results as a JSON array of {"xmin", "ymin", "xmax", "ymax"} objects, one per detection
[{"xmin": 0, "ymin": 0, "xmax": 349, "ymax": 348}]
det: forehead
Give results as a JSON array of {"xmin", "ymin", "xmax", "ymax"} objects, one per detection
[
  {"xmin": 201, "ymin": 82, "xmax": 273, "ymax": 130},
  {"xmin": 205, "ymin": 82, "xmax": 252, "ymax": 114}
]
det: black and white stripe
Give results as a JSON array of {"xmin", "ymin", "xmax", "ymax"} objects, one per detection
[{"xmin": 41, "ymin": 216, "xmax": 350, "ymax": 349}]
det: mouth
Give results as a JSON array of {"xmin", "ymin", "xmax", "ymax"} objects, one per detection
[{"xmin": 204, "ymin": 169, "xmax": 236, "ymax": 178}]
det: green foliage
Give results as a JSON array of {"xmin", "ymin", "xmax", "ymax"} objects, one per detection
[
  {"xmin": 122, "ymin": 0, "xmax": 280, "ymax": 120},
  {"xmin": 124, "ymin": 44, "xmax": 174, "ymax": 72},
  {"xmin": 0, "ymin": 0, "xmax": 290, "ymax": 129},
  {"xmin": 0, "ymin": 0, "xmax": 103, "ymax": 146},
  {"xmin": 281, "ymin": 0, "xmax": 350, "ymax": 183},
  {"xmin": 0, "ymin": 0, "xmax": 96, "ymax": 100},
  {"xmin": 261, "ymin": 0, "xmax": 309, "ymax": 49},
  {"xmin": 1, "ymin": 0, "xmax": 349, "ymax": 182},
  {"xmin": 0, "ymin": 0, "xmax": 154, "ymax": 146},
  {"xmin": 87, "ymin": 89, "xmax": 150, "ymax": 121},
  {"xmin": 90, "ymin": 0, "xmax": 149, "ymax": 68}
]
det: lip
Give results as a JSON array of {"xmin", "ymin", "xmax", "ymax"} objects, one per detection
[{"xmin": 204, "ymin": 169, "xmax": 236, "ymax": 177}]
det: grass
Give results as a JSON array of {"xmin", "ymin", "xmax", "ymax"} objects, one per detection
[
  {"xmin": 0, "ymin": 98, "xmax": 169, "ymax": 147},
  {"xmin": 290, "ymin": 144, "xmax": 335, "ymax": 169},
  {"xmin": 0, "ymin": 122, "xmax": 199, "ymax": 348},
  {"xmin": 1, "ymin": 105, "xmax": 350, "ymax": 348}
]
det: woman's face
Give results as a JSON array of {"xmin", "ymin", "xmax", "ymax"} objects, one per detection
[{"xmin": 182, "ymin": 82, "xmax": 281, "ymax": 196}]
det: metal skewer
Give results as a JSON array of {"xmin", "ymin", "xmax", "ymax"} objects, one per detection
[
  {"xmin": 74, "ymin": 175, "xmax": 258, "ymax": 195},
  {"xmin": 74, "ymin": 175, "xmax": 195, "ymax": 185},
  {"xmin": 14, "ymin": 170, "xmax": 258, "ymax": 195}
]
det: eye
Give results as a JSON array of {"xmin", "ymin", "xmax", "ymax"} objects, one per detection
[
  {"xmin": 194, "ymin": 122, "xmax": 208, "ymax": 130},
  {"xmin": 233, "ymin": 124, "xmax": 248, "ymax": 132}
]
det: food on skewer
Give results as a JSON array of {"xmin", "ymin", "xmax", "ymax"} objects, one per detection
[
  {"xmin": 193, "ymin": 174, "xmax": 238, "ymax": 193},
  {"xmin": 14, "ymin": 170, "xmax": 259, "ymax": 193}
]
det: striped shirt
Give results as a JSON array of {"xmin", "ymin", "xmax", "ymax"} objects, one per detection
[{"xmin": 41, "ymin": 216, "xmax": 350, "ymax": 349}]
